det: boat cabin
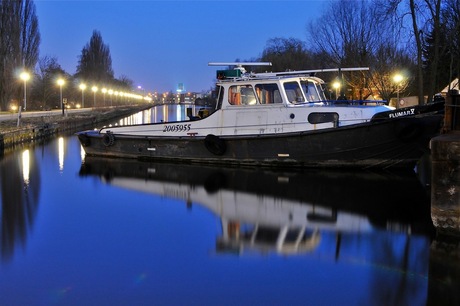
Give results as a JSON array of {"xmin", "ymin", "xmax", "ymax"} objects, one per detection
[{"xmin": 213, "ymin": 65, "xmax": 329, "ymax": 108}]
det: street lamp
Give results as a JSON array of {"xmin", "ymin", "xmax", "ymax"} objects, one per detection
[
  {"xmin": 108, "ymin": 89, "xmax": 113, "ymax": 106},
  {"xmin": 92, "ymin": 86, "xmax": 98, "ymax": 108},
  {"xmin": 332, "ymin": 81, "xmax": 341, "ymax": 100},
  {"xmin": 393, "ymin": 74, "xmax": 403, "ymax": 106},
  {"xmin": 79, "ymin": 83, "xmax": 86, "ymax": 108},
  {"xmin": 57, "ymin": 78, "xmax": 65, "ymax": 115},
  {"xmin": 102, "ymin": 88, "xmax": 107, "ymax": 106},
  {"xmin": 20, "ymin": 71, "xmax": 30, "ymax": 110}
]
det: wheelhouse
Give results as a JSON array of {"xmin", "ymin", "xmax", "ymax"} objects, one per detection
[{"xmin": 214, "ymin": 74, "xmax": 328, "ymax": 110}]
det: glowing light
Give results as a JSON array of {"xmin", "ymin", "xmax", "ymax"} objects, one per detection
[
  {"xmin": 20, "ymin": 71, "xmax": 30, "ymax": 81},
  {"xmin": 57, "ymin": 78, "xmax": 65, "ymax": 115},
  {"xmin": 393, "ymin": 74, "xmax": 403, "ymax": 83},
  {"xmin": 19, "ymin": 71, "xmax": 30, "ymax": 111}
]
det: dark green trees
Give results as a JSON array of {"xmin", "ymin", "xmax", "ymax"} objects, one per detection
[{"xmin": 76, "ymin": 30, "xmax": 114, "ymax": 85}]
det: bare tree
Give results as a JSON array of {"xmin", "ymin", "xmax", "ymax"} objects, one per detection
[
  {"xmin": 32, "ymin": 56, "xmax": 66, "ymax": 109},
  {"xmin": 443, "ymin": 0, "xmax": 460, "ymax": 88},
  {"xmin": 307, "ymin": 0, "xmax": 385, "ymax": 68},
  {"xmin": 0, "ymin": 1, "xmax": 20, "ymax": 111},
  {"xmin": 258, "ymin": 37, "xmax": 315, "ymax": 71},
  {"xmin": 379, "ymin": 0, "xmax": 445, "ymax": 104},
  {"xmin": 306, "ymin": 0, "xmax": 402, "ymax": 100},
  {"xmin": 20, "ymin": 0, "xmax": 40, "ymax": 68},
  {"xmin": 0, "ymin": 0, "xmax": 40, "ymax": 111}
]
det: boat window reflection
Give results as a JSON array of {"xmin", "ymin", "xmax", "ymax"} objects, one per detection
[
  {"xmin": 255, "ymin": 83, "xmax": 282, "ymax": 104},
  {"xmin": 283, "ymin": 81, "xmax": 305, "ymax": 103},
  {"xmin": 301, "ymin": 80, "xmax": 324, "ymax": 102},
  {"xmin": 228, "ymin": 85, "xmax": 257, "ymax": 105}
]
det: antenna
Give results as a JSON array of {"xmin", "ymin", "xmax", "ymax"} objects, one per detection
[{"xmin": 209, "ymin": 62, "xmax": 272, "ymax": 77}]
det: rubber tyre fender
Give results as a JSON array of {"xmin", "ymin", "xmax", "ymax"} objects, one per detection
[
  {"xmin": 204, "ymin": 134, "xmax": 226, "ymax": 155},
  {"xmin": 102, "ymin": 132, "xmax": 115, "ymax": 147}
]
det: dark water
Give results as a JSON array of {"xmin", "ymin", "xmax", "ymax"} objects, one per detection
[{"xmin": 0, "ymin": 105, "xmax": 459, "ymax": 306}]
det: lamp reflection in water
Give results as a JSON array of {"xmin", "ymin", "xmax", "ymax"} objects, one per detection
[
  {"xmin": 0, "ymin": 148, "xmax": 40, "ymax": 262},
  {"xmin": 21, "ymin": 150, "xmax": 30, "ymax": 187},
  {"xmin": 81, "ymin": 145, "xmax": 86, "ymax": 161},
  {"xmin": 58, "ymin": 137, "xmax": 65, "ymax": 172}
]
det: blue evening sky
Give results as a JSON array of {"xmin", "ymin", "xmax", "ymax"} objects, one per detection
[{"xmin": 35, "ymin": 0, "xmax": 329, "ymax": 93}]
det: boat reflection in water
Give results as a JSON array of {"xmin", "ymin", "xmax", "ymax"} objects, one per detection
[{"xmin": 79, "ymin": 157, "xmax": 434, "ymax": 257}]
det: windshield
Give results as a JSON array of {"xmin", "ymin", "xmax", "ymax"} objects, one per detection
[
  {"xmin": 301, "ymin": 80, "xmax": 325, "ymax": 102},
  {"xmin": 283, "ymin": 82, "xmax": 305, "ymax": 103}
]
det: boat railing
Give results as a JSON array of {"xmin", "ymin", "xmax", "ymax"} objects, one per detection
[
  {"xmin": 297, "ymin": 100, "xmax": 388, "ymax": 106},
  {"xmin": 322, "ymin": 100, "xmax": 388, "ymax": 106}
]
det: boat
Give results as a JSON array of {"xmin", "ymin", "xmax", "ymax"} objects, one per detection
[
  {"xmin": 79, "ymin": 158, "xmax": 434, "ymax": 255},
  {"xmin": 77, "ymin": 62, "xmax": 444, "ymax": 169}
]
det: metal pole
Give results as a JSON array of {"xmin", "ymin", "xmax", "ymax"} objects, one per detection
[
  {"xmin": 60, "ymin": 85, "xmax": 64, "ymax": 115},
  {"xmin": 23, "ymin": 79, "xmax": 27, "ymax": 110}
]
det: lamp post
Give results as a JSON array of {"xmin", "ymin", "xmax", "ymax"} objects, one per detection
[
  {"xmin": 92, "ymin": 86, "xmax": 98, "ymax": 108},
  {"xmin": 393, "ymin": 74, "xmax": 403, "ymax": 106},
  {"xmin": 102, "ymin": 88, "xmax": 107, "ymax": 107},
  {"xmin": 108, "ymin": 89, "xmax": 113, "ymax": 106},
  {"xmin": 57, "ymin": 78, "xmax": 65, "ymax": 115},
  {"xmin": 20, "ymin": 71, "xmax": 30, "ymax": 110},
  {"xmin": 79, "ymin": 84, "xmax": 86, "ymax": 108}
]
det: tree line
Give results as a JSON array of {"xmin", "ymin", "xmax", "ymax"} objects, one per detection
[
  {"xmin": 256, "ymin": 0, "xmax": 459, "ymax": 104},
  {"xmin": 0, "ymin": 1, "xmax": 132, "ymax": 111},
  {"xmin": 1, "ymin": 0, "xmax": 459, "ymax": 111}
]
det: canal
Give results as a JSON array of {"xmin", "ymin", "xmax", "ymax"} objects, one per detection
[{"xmin": 0, "ymin": 105, "xmax": 458, "ymax": 305}]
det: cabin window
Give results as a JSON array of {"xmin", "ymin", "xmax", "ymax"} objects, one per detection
[
  {"xmin": 255, "ymin": 83, "xmax": 282, "ymax": 104},
  {"xmin": 301, "ymin": 80, "xmax": 323, "ymax": 102},
  {"xmin": 283, "ymin": 82, "xmax": 305, "ymax": 103},
  {"xmin": 228, "ymin": 85, "xmax": 257, "ymax": 105}
]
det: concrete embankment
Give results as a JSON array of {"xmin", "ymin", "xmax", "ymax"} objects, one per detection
[{"xmin": 0, "ymin": 105, "xmax": 150, "ymax": 153}]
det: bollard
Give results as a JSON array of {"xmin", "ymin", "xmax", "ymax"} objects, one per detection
[
  {"xmin": 431, "ymin": 91, "xmax": 460, "ymax": 237},
  {"xmin": 431, "ymin": 144, "xmax": 460, "ymax": 237}
]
